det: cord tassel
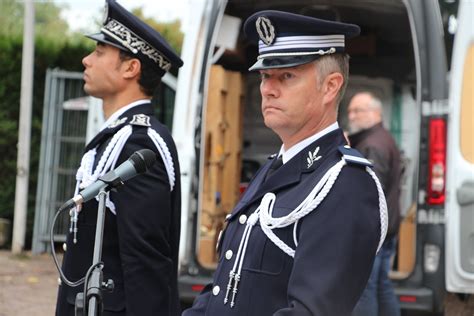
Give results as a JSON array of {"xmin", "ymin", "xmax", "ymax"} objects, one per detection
[{"xmin": 223, "ymin": 271, "xmax": 234, "ymax": 304}]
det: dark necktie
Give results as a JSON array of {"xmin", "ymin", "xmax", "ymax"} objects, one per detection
[{"xmin": 264, "ymin": 155, "xmax": 283, "ymax": 182}]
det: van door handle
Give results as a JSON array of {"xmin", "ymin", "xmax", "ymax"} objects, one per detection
[{"xmin": 457, "ymin": 181, "xmax": 474, "ymax": 206}]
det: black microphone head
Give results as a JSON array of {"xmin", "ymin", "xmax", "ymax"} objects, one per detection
[{"xmin": 130, "ymin": 149, "xmax": 157, "ymax": 173}]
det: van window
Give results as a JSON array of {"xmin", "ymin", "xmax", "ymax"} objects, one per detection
[
  {"xmin": 438, "ymin": 0, "xmax": 460, "ymax": 68},
  {"xmin": 153, "ymin": 84, "xmax": 176, "ymax": 129}
]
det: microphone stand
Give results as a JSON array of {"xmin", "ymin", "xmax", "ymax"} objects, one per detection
[
  {"xmin": 75, "ymin": 179, "xmax": 118, "ymax": 315},
  {"xmin": 52, "ymin": 149, "xmax": 156, "ymax": 316}
]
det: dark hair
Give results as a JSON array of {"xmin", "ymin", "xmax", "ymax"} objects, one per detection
[{"xmin": 119, "ymin": 50, "xmax": 164, "ymax": 96}]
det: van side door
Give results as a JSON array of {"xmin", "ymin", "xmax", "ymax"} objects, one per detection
[{"xmin": 445, "ymin": 0, "xmax": 474, "ymax": 294}]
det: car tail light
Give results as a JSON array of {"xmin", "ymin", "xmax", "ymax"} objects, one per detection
[
  {"xmin": 191, "ymin": 284, "xmax": 205, "ymax": 292},
  {"xmin": 239, "ymin": 182, "xmax": 248, "ymax": 197},
  {"xmin": 399, "ymin": 295, "xmax": 417, "ymax": 303},
  {"xmin": 426, "ymin": 118, "xmax": 446, "ymax": 204}
]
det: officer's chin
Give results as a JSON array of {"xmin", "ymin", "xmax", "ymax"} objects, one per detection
[{"xmin": 83, "ymin": 84, "xmax": 98, "ymax": 98}]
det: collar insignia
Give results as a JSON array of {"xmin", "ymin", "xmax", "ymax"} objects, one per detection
[
  {"xmin": 108, "ymin": 117, "xmax": 127, "ymax": 129},
  {"xmin": 130, "ymin": 114, "xmax": 151, "ymax": 127},
  {"xmin": 307, "ymin": 146, "xmax": 322, "ymax": 168},
  {"xmin": 256, "ymin": 16, "xmax": 276, "ymax": 46}
]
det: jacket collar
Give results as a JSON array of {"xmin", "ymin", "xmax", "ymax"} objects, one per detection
[
  {"xmin": 229, "ymin": 128, "xmax": 347, "ymax": 219},
  {"xmin": 84, "ymin": 102, "xmax": 154, "ymax": 151}
]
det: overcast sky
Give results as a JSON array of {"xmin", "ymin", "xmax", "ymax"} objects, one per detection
[{"xmin": 58, "ymin": 0, "xmax": 191, "ymax": 33}]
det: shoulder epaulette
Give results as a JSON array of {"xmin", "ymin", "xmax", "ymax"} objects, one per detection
[
  {"xmin": 129, "ymin": 114, "xmax": 151, "ymax": 127},
  {"xmin": 338, "ymin": 145, "xmax": 372, "ymax": 167}
]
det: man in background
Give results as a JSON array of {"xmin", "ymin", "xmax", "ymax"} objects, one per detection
[{"xmin": 348, "ymin": 91, "xmax": 402, "ymax": 316}]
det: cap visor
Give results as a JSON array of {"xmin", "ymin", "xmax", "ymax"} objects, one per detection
[
  {"xmin": 85, "ymin": 33, "xmax": 129, "ymax": 52},
  {"xmin": 248, "ymin": 55, "xmax": 321, "ymax": 71}
]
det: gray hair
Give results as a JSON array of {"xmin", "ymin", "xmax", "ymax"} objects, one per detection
[
  {"xmin": 314, "ymin": 53, "xmax": 350, "ymax": 105},
  {"xmin": 365, "ymin": 92, "xmax": 383, "ymax": 112}
]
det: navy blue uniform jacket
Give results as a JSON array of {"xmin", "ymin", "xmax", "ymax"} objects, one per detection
[
  {"xmin": 56, "ymin": 103, "xmax": 181, "ymax": 316},
  {"xmin": 184, "ymin": 129, "xmax": 381, "ymax": 316}
]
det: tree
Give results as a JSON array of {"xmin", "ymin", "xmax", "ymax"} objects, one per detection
[
  {"xmin": 0, "ymin": 0, "xmax": 70, "ymax": 42},
  {"xmin": 131, "ymin": 7, "xmax": 184, "ymax": 55}
]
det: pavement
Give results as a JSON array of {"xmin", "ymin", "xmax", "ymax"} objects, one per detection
[
  {"xmin": 0, "ymin": 250, "xmax": 472, "ymax": 316},
  {"xmin": 0, "ymin": 250, "xmax": 58, "ymax": 316}
]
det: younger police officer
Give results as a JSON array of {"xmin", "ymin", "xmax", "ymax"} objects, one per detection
[
  {"xmin": 184, "ymin": 10, "xmax": 388, "ymax": 316},
  {"xmin": 55, "ymin": 1, "xmax": 183, "ymax": 315}
]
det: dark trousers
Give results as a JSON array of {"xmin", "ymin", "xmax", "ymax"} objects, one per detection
[{"xmin": 351, "ymin": 236, "xmax": 401, "ymax": 316}]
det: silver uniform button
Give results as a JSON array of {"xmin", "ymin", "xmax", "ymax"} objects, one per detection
[
  {"xmin": 225, "ymin": 250, "xmax": 233, "ymax": 260},
  {"xmin": 344, "ymin": 145, "xmax": 351, "ymax": 148},
  {"xmin": 212, "ymin": 285, "xmax": 220, "ymax": 296},
  {"xmin": 62, "ymin": 243, "xmax": 67, "ymax": 252},
  {"xmin": 239, "ymin": 214, "xmax": 247, "ymax": 224}
]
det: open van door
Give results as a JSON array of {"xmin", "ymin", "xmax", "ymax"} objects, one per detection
[{"xmin": 445, "ymin": 0, "xmax": 474, "ymax": 294}]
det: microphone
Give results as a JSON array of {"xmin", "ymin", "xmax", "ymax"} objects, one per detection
[{"xmin": 59, "ymin": 149, "xmax": 157, "ymax": 212}]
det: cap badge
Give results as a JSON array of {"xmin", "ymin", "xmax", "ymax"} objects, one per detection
[
  {"xmin": 256, "ymin": 16, "xmax": 276, "ymax": 46},
  {"xmin": 307, "ymin": 146, "xmax": 322, "ymax": 168},
  {"xmin": 130, "ymin": 114, "xmax": 151, "ymax": 127}
]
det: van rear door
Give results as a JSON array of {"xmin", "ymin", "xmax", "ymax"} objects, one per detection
[{"xmin": 445, "ymin": 0, "xmax": 474, "ymax": 294}]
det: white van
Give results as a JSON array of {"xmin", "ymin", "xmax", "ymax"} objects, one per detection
[{"xmin": 173, "ymin": 0, "xmax": 474, "ymax": 313}]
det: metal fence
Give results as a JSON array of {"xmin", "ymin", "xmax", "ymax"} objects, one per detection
[{"xmin": 32, "ymin": 69, "xmax": 88, "ymax": 253}]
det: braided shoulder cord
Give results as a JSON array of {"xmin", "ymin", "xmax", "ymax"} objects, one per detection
[{"xmin": 147, "ymin": 128, "xmax": 175, "ymax": 191}]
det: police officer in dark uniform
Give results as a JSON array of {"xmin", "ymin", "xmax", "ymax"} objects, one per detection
[
  {"xmin": 55, "ymin": 1, "xmax": 183, "ymax": 315},
  {"xmin": 183, "ymin": 10, "xmax": 388, "ymax": 316}
]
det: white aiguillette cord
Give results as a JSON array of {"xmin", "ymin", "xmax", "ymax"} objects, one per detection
[
  {"xmin": 69, "ymin": 125, "xmax": 133, "ymax": 243},
  {"xmin": 68, "ymin": 124, "xmax": 177, "ymax": 244},
  {"xmin": 223, "ymin": 159, "xmax": 388, "ymax": 307}
]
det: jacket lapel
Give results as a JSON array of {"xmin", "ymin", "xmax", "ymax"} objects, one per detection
[{"xmin": 229, "ymin": 129, "xmax": 347, "ymax": 220}]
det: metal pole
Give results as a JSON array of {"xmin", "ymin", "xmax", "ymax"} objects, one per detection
[
  {"xmin": 86, "ymin": 190, "xmax": 108, "ymax": 316},
  {"xmin": 12, "ymin": 0, "xmax": 35, "ymax": 254}
]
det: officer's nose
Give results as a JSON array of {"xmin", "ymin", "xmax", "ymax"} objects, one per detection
[
  {"xmin": 260, "ymin": 77, "xmax": 280, "ymax": 99},
  {"xmin": 82, "ymin": 53, "xmax": 92, "ymax": 68}
]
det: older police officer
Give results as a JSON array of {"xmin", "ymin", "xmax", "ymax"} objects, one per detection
[
  {"xmin": 55, "ymin": 0, "xmax": 183, "ymax": 315},
  {"xmin": 183, "ymin": 10, "xmax": 387, "ymax": 316}
]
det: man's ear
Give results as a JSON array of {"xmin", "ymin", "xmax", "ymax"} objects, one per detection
[
  {"xmin": 122, "ymin": 58, "xmax": 141, "ymax": 80},
  {"xmin": 322, "ymin": 72, "xmax": 344, "ymax": 106}
]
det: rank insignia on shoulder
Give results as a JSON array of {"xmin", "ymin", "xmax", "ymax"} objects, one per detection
[
  {"xmin": 338, "ymin": 145, "xmax": 372, "ymax": 167},
  {"xmin": 268, "ymin": 153, "xmax": 278, "ymax": 159},
  {"xmin": 307, "ymin": 146, "xmax": 322, "ymax": 168},
  {"xmin": 130, "ymin": 114, "xmax": 151, "ymax": 127},
  {"xmin": 108, "ymin": 117, "xmax": 127, "ymax": 129}
]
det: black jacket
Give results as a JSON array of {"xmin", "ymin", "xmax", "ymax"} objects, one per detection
[
  {"xmin": 184, "ymin": 129, "xmax": 382, "ymax": 316},
  {"xmin": 349, "ymin": 122, "xmax": 401, "ymax": 238},
  {"xmin": 56, "ymin": 103, "xmax": 181, "ymax": 316}
]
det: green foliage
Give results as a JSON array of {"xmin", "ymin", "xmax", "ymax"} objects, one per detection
[
  {"xmin": 0, "ymin": 0, "xmax": 70, "ymax": 43},
  {"xmin": 131, "ymin": 7, "xmax": 184, "ymax": 55},
  {"xmin": 0, "ymin": 35, "xmax": 91, "ymax": 248},
  {"xmin": 0, "ymin": 0, "xmax": 23, "ymax": 37}
]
